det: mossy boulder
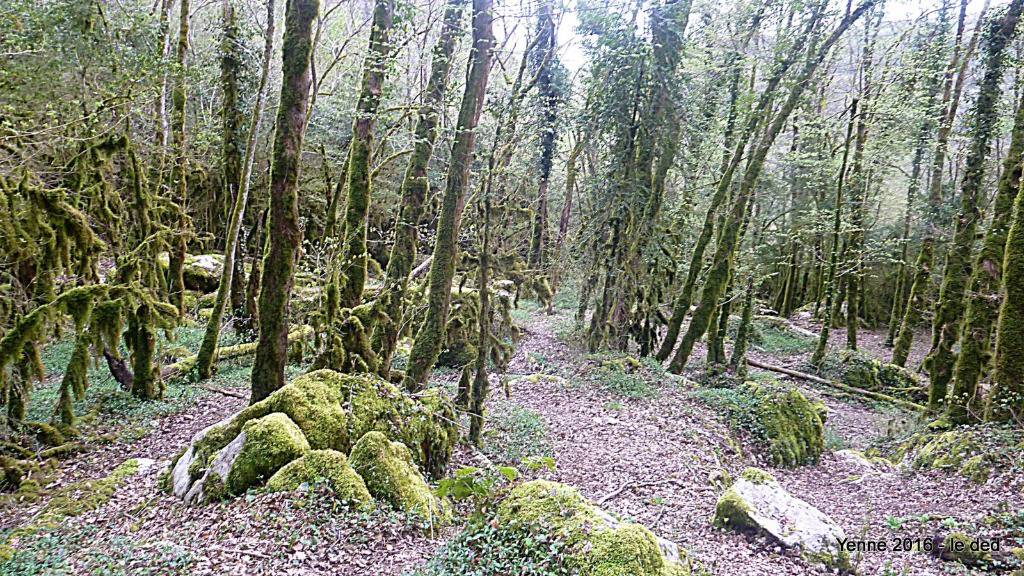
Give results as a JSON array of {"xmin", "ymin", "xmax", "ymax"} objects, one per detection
[
  {"xmin": 157, "ymin": 253, "xmax": 223, "ymax": 293},
  {"xmin": 266, "ymin": 449, "xmax": 372, "ymax": 507},
  {"xmin": 497, "ymin": 480, "xmax": 690, "ymax": 576},
  {"xmin": 747, "ymin": 383, "xmax": 825, "ymax": 468},
  {"xmin": 713, "ymin": 468, "xmax": 851, "ymax": 572},
  {"xmin": 896, "ymin": 428, "xmax": 995, "ymax": 482},
  {"xmin": 827, "ymin": 351, "xmax": 925, "ymax": 402},
  {"xmin": 348, "ymin": 431, "xmax": 449, "ymax": 523},
  {"xmin": 938, "ymin": 533, "xmax": 994, "ymax": 567},
  {"xmin": 165, "ymin": 369, "xmax": 456, "ymax": 504},
  {"xmin": 224, "ymin": 413, "xmax": 310, "ymax": 495}
]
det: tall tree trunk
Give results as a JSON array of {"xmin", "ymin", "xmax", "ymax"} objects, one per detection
[
  {"xmin": 886, "ymin": 132, "xmax": 927, "ymax": 346},
  {"xmin": 403, "ymin": 0, "xmax": 494, "ymax": 391},
  {"xmin": 846, "ymin": 11, "xmax": 880, "ymax": 351},
  {"xmin": 155, "ymin": 0, "xmax": 174, "ymax": 148},
  {"xmin": 926, "ymin": 0, "xmax": 1023, "ymax": 413},
  {"xmin": 196, "ymin": 0, "xmax": 277, "ymax": 380},
  {"xmin": 372, "ymin": 0, "xmax": 465, "ymax": 376},
  {"xmin": 892, "ymin": 0, "xmax": 973, "ymax": 367},
  {"xmin": 950, "ymin": 92, "xmax": 1024, "ymax": 423},
  {"xmin": 549, "ymin": 134, "xmax": 583, "ymax": 296},
  {"xmin": 469, "ymin": 196, "xmax": 491, "ymax": 445},
  {"xmin": 528, "ymin": 0, "xmax": 559, "ymax": 276},
  {"xmin": 167, "ymin": 0, "xmax": 191, "ymax": 317},
  {"xmin": 989, "ymin": 133, "xmax": 1024, "ymax": 424},
  {"xmin": 811, "ymin": 99, "xmax": 857, "ymax": 367},
  {"xmin": 337, "ymin": 0, "xmax": 394, "ymax": 309},
  {"xmin": 250, "ymin": 0, "xmax": 318, "ymax": 403}
]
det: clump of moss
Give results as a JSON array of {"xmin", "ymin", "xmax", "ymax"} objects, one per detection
[
  {"xmin": 348, "ymin": 431, "xmax": 448, "ymax": 523},
  {"xmin": 497, "ymin": 480, "xmax": 689, "ymax": 576},
  {"xmin": 820, "ymin": 351, "xmax": 925, "ymax": 402},
  {"xmin": 941, "ymin": 533, "xmax": 993, "ymax": 566},
  {"xmin": 756, "ymin": 385, "xmax": 825, "ymax": 467},
  {"xmin": 712, "ymin": 486, "xmax": 755, "ymax": 531},
  {"xmin": 266, "ymin": 449, "xmax": 373, "ymax": 507},
  {"xmin": 225, "ymin": 413, "xmax": 310, "ymax": 495}
]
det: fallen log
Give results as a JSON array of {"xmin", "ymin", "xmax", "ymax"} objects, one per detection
[
  {"xmin": 162, "ymin": 325, "xmax": 313, "ymax": 377},
  {"xmin": 746, "ymin": 358, "xmax": 926, "ymax": 412}
]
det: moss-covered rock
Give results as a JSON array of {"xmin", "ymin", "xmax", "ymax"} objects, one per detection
[
  {"xmin": 939, "ymin": 533, "xmax": 994, "ymax": 566},
  {"xmin": 157, "ymin": 253, "xmax": 223, "ymax": 293},
  {"xmin": 748, "ymin": 384, "xmax": 824, "ymax": 468},
  {"xmin": 712, "ymin": 468, "xmax": 851, "ymax": 572},
  {"xmin": 165, "ymin": 369, "xmax": 457, "ymax": 504},
  {"xmin": 348, "ymin": 431, "xmax": 449, "ymax": 523},
  {"xmin": 224, "ymin": 413, "xmax": 310, "ymax": 495},
  {"xmin": 825, "ymin": 351, "xmax": 925, "ymax": 402},
  {"xmin": 266, "ymin": 449, "xmax": 373, "ymax": 506},
  {"xmin": 497, "ymin": 480, "xmax": 690, "ymax": 576}
]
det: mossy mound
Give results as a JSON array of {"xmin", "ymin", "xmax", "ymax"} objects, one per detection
[
  {"xmin": 497, "ymin": 480, "xmax": 690, "ymax": 576},
  {"xmin": 164, "ymin": 369, "xmax": 456, "ymax": 504},
  {"xmin": 348, "ymin": 432, "xmax": 449, "ymax": 523},
  {"xmin": 732, "ymin": 383, "xmax": 824, "ymax": 468},
  {"xmin": 225, "ymin": 413, "xmax": 311, "ymax": 495},
  {"xmin": 266, "ymin": 449, "xmax": 372, "ymax": 506},
  {"xmin": 824, "ymin": 351, "xmax": 925, "ymax": 402},
  {"xmin": 157, "ymin": 253, "xmax": 223, "ymax": 293}
]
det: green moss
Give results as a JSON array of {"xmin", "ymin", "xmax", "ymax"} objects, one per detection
[
  {"xmin": 17, "ymin": 479, "xmax": 41, "ymax": 502},
  {"xmin": 712, "ymin": 487, "xmax": 754, "ymax": 530},
  {"xmin": 754, "ymin": 385, "xmax": 825, "ymax": 467},
  {"xmin": 739, "ymin": 467, "xmax": 775, "ymax": 485},
  {"xmin": 943, "ymin": 533, "xmax": 993, "ymax": 565},
  {"xmin": 577, "ymin": 523, "xmax": 665, "ymax": 576},
  {"xmin": 21, "ymin": 421, "xmax": 64, "ymax": 446},
  {"xmin": 497, "ymin": 480, "xmax": 689, "ymax": 576},
  {"xmin": 959, "ymin": 455, "xmax": 992, "ymax": 483},
  {"xmin": 348, "ymin": 431, "xmax": 448, "ymax": 522},
  {"xmin": 224, "ymin": 413, "xmax": 310, "ymax": 494},
  {"xmin": 42, "ymin": 458, "xmax": 140, "ymax": 517},
  {"xmin": 266, "ymin": 449, "xmax": 373, "ymax": 506}
]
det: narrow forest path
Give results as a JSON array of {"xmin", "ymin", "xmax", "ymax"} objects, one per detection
[{"xmin": 490, "ymin": 306, "xmax": 1023, "ymax": 575}]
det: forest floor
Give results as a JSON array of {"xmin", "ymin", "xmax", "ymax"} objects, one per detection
[{"xmin": 1, "ymin": 297, "xmax": 1022, "ymax": 575}]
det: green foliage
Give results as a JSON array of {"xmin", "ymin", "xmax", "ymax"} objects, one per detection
[
  {"xmin": 481, "ymin": 402, "xmax": 552, "ymax": 466},
  {"xmin": 408, "ymin": 517, "xmax": 571, "ymax": 576}
]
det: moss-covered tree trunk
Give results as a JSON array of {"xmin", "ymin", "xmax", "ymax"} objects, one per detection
[
  {"xmin": 372, "ymin": 0, "xmax": 464, "ymax": 376},
  {"xmin": 250, "ymin": 0, "xmax": 318, "ymax": 403},
  {"xmin": 403, "ymin": 0, "xmax": 494, "ymax": 391},
  {"xmin": 167, "ymin": 0, "xmax": 191, "ymax": 317},
  {"xmin": 336, "ymin": 0, "xmax": 394, "ymax": 309},
  {"xmin": 811, "ymin": 100, "xmax": 857, "ymax": 367},
  {"xmin": 196, "ymin": 0, "xmax": 277, "ymax": 380},
  {"xmin": 892, "ymin": 0, "xmax": 971, "ymax": 367},
  {"xmin": 925, "ymin": 1, "xmax": 1022, "ymax": 413},
  {"xmin": 730, "ymin": 275, "xmax": 755, "ymax": 378},
  {"xmin": 989, "ymin": 136, "xmax": 1024, "ymax": 423},
  {"xmin": 885, "ymin": 133, "xmax": 926, "ymax": 346},
  {"xmin": 527, "ymin": 0, "xmax": 558, "ymax": 276},
  {"xmin": 129, "ymin": 303, "xmax": 162, "ymax": 400},
  {"xmin": 845, "ymin": 12, "xmax": 880, "ymax": 351},
  {"xmin": 469, "ymin": 196, "xmax": 491, "ymax": 445},
  {"xmin": 550, "ymin": 134, "xmax": 584, "ymax": 296},
  {"xmin": 949, "ymin": 93, "xmax": 1024, "ymax": 422}
]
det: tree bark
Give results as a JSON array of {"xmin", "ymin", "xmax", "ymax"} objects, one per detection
[
  {"xmin": 403, "ymin": 0, "xmax": 494, "ymax": 391},
  {"xmin": 372, "ymin": 0, "xmax": 464, "ymax": 376},
  {"xmin": 926, "ymin": 0, "xmax": 1022, "ymax": 413},
  {"xmin": 337, "ymin": 0, "xmax": 394, "ymax": 309},
  {"xmin": 197, "ymin": 0, "xmax": 277, "ymax": 380},
  {"xmin": 250, "ymin": 0, "xmax": 318, "ymax": 403}
]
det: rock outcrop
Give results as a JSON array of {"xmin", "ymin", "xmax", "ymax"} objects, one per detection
[{"xmin": 713, "ymin": 468, "xmax": 851, "ymax": 572}]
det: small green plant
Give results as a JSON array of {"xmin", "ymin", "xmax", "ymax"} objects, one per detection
[
  {"xmin": 884, "ymin": 514, "xmax": 907, "ymax": 531},
  {"xmin": 482, "ymin": 402, "xmax": 552, "ymax": 466},
  {"xmin": 435, "ymin": 465, "xmax": 518, "ymax": 517},
  {"xmin": 602, "ymin": 399, "xmax": 622, "ymax": 411}
]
